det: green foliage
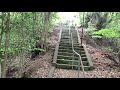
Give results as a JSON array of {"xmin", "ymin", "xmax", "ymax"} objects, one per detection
[
  {"xmin": 30, "ymin": 48, "xmax": 45, "ymax": 52},
  {"xmin": 0, "ymin": 12, "xmax": 58, "ymax": 60},
  {"xmin": 83, "ymin": 12, "xmax": 113, "ymax": 30},
  {"xmin": 92, "ymin": 28, "xmax": 120, "ymax": 38},
  {"xmin": 82, "ymin": 12, "xmax": 120, "ymax": 38},
  {"xmin": 92, "ymin": 35, "xmax": 102, "ymax": 38}
]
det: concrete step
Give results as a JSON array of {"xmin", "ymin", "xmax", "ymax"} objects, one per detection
[
  {"xmin": 60, "ymin": 39, "xmax": 78, "ymax": 42},
  {"xmin": 58, "ymin": 49, "xmax": 86, "ymax": 54},
  {"xmin": 57, "ymin": 55, "xmax": 88, "ymax": 61},
  {"xmin": 56, "ymin": 63, "xmax": 92, "ymax": 71},
  {"xmin": 57, "ymin": 59, "xmax": 89, "ymax": 66},
  {"xmin": 59, "ymin": 43, "xmax": 80, "ymax": 47},
  {"xmin": 59, "ymin": 46, "xmax": 84, "ymax": 50},
  {"xmin": 60, "ymin": 38, "xmax": 78, "ymax": 40},
  {"xmin": 58, "ymin": 52, "xmax": 86, "ymax": 57},
  {"xmin": 60, "ymin": 41, "xmax": 79, "ymax": 44}
]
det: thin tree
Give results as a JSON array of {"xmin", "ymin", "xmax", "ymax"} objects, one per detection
[
  {"xmin": 44, "ymin": 12, "xmax": 51, "ymax": 52},
  {"xmin": 1, "ymin": 12, "xmax": 10, "ymax": 78},
  {"xmin": 0, "ymin": 12, "xmax": 5, "ymax": 78},
  {"xmin": 19, "ymin": 12, "xmax": 25, "ymax": 77}
]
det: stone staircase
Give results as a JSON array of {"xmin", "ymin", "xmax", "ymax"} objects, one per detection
[{"xmin": 52, "ymin": 26, "xmax": 94, "ymax": 71}]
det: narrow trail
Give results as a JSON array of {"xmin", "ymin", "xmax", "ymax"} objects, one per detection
[{"xmin": 23, "ymin": 27, "xmax": 120, "ymax": 78}]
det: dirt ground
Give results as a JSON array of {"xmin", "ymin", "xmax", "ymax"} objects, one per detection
[{"xmin": 21, "ymin": 28, "xmax": 60, "ymax": 78}]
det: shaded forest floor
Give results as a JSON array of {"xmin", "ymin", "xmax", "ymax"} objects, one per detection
[
  {"xmin": 7, "ymin": 28, "xmax": 120, "ymax": 78},
  {"xmin": 20, "ymin": 28, "xmax": 60, "ymax": 78}
]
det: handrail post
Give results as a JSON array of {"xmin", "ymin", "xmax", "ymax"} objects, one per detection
[
  {"xmin": 81, "ymin": 12, "xmax": 85, "ymax": 46},
  {"xmin": 69, "ymin": 23, "xmax": 70, "ymax": 44},
  {"xmin": 69, "ymin": 23, "xmax": 70, "ymax": 36}
]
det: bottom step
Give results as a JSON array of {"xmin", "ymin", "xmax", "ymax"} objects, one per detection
[{"xmin": 56, "ymin": 63, "xmax": 94, "ymax": 71}]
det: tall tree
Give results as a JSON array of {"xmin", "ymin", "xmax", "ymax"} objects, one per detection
[
  {"xmin": 44, "ymin": 12, "xmax": 51, "ymax": 52},
  {"xmin": 83, "ymin": 12, "xmax": 112, "ymax": 30},
  {"xmin": 1, "ymin": 12, "xmax": 10, "ymax": 78}
]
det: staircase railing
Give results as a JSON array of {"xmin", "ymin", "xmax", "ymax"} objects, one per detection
[{"xmin": 70, "ymin": 32, "xmax": 85, "ymax": 78}]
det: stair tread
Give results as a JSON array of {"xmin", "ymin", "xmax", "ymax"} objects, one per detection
[
  {"xmin": 58, "ymin": 49, "xmax": 85, "ymax": 52},
  {"xmin": 59, "ymin": 42, "xmax": 79, "ymax": 44},
  {"xmin": 57, "ymin": 55, "xmax": 87, "ymax": 60},
  {"xmin": 58, "ymin": 52, "xmax": 86, "ymax": 55},
  {"xmin": 58, "ymin": 52, "xmax": 86, "ymax": 54},
  {"xmin": 56, "ymin": 63, "xmax": 90, "ymax": 67},
  {"xmin": 57, "ymin": 54, "xmax": 86, "ymax": 57},
  {"xmin": 57, "ymin": 59, "xmax": 89, "ymax": 62},
  {"xmin": 59, "ymin": 47, "xmax": 81, "ymax": 49},
  {"xmin": 59, "ymin": 45, "xmax": 82, "ymax": 47}
]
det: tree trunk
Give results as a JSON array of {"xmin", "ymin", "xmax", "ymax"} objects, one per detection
[
  {"xmin": 44, "ymin": 12, "xmax": 51, "ymax": 52},
  {"xmin": 19, "ymin": 12, "xmax": 25, "ymax": 77},
  {"xmin": 2, "ymin": 12, "xmax": 10, "ymax": 78},
  {"xmin": 0, "ymin": 12, "xmax": 5, "ymax": 78}
]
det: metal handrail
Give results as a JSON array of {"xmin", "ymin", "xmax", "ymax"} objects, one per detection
[{"xmin": 70, "ymin": 32, "xmax": 85, "ymax": 78}]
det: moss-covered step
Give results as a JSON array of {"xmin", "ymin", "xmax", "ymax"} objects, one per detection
[
  {"xmin": 56, "ymin": 63, "xmax": 92, "ymax": 71},
  {"xmin": 60, "ymin": 39, "xmax": 78, "ymax": 41},
  {"xmin": 59, "ymin": 46, "xmax": 84, "ymax": 50},
  {"xmin": 57, "ymin": 59, "xmax": 89, "ymax": 66},
  {"xmin": 59, "ymin": 43, "xmax": 80, "ymax": 46},
  {"xmin": 57, "ymin": 55, "xmax": 88, "ymax": 61},
  {"xmin": 58, "ymin": 49, "xmax": 86, "ymax": 54},
  {"xmin": 58, "ymin": 52, "xmax": 86, "ymax": 57},
  {"xmin": 60, "ymin": 41, "xmax": 79, "ymax": 44}
]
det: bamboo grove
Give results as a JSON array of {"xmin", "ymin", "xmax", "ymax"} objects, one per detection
[{"xmin": 0, "ymin": 12, "xmax": 58, "ymax": 78}]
